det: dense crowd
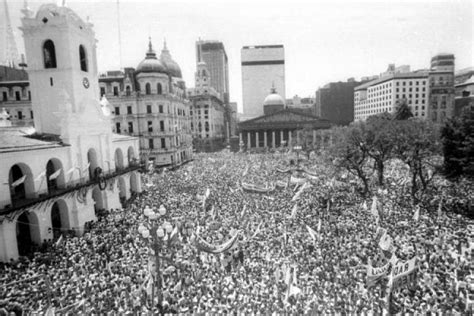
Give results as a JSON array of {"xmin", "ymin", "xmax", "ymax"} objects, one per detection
[{"xmin": 0, "ymin": 150, "xmax": 473, "ymax": 314}]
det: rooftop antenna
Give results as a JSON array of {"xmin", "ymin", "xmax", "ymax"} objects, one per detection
[{"xmin": 116, "ymin": 0, "xmax": 123, "ymax": 70}]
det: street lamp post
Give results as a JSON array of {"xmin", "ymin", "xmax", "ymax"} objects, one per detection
[{"xmin": 138, "ymin": 205, "xmax": 175, "ymax": 310}]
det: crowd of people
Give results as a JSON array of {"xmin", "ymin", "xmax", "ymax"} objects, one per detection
[{"xmin": 0, "ymin": 150, "xmax": 473, "ymax": 314}]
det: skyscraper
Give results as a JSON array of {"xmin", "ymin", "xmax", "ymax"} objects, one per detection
[
  {"xmin": 241, "ymin": 45, "xmax": 285, "ymax": 121},
  {"xmin": 196, "ymin": 40, "xmax": 229, "ymax": 103}
]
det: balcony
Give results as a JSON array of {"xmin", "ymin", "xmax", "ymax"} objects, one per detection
[{"xmin": 0, "ymin": 163, "xmax": 142, "ymax": 216}]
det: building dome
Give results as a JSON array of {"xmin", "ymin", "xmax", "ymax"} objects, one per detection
[
  {"xmin": 136, "ymin": 39, "xmax": 168, "ymax": 74},
  {"xmin": 160, "ymin": 40, "xmax": 182, "ymax": 78},
  {"xmin": 263, "ymin": 87, "xmax": 285, "ymax": 106}
]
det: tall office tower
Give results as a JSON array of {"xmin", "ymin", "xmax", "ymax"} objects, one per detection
[
  {"xmin": 241, "ymin": 45, "xmax": 285, "ymax": 121},
  {"xmin": 428, "ymin": 53, "xmax": 455, "ymax": 124},
  {"xmin": 196, "ymin": 40, "xmax": 229, "ymax": 103}
]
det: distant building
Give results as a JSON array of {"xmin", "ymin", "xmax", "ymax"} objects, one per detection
[
  {"xmin": 354, "ymin": 70, "xmax": 429, "ymax": 121},
  {"xmin": 196, "ymin": 40, "xmax": 229, "ymax": 103},
  {"xmin": 428, "ymin": 53, "xmax": 455, "ymax": 124},
  {"xmin": 241, "ymin": 45, "xmax": 285, "ymax": 121},
  {"xmin": 315, "ymin": 79, "xmax": 361, "ymax": 125},
  {"xmin": 228, "ymin": 101, "xmax": 238, "ymax": 137},
  {"xmin": 187, "ymin": 60, "xmax": 226, "ymax": 152},
  {"xmin": 98, "ymin": 39, "xmax": 193, "ymax": 167},
  {"xmin": 286, "ymin": 95, "xmax": 315, "ymax": 113},
  {"xmin": 454, "ymin": 68, "xmax": 474, "ymax": 117},
  {"xmin": 0, "ymin": 66, "xmax": 33, "ymax": 127},
  {"xmin": 238, "ymin": 87, "xmax": 330, "ymax": 149}
]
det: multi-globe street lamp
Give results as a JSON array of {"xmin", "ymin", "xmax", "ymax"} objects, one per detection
[{"xmin": 138, "ymin": 205, "xmax": 175, "ymax": 309}]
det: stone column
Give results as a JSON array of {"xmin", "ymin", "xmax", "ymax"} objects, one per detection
[
  {"xmin": 247, "ymin": 131, "xmax": 251, "ymax": 148},
  {"xmin": 272, "ymin": 131, "xmax": 276, "ymax": 148},
  {"xmin": 264, "ymin": 131, "xmax": 268, "ymax": 148},
  {"xmin": 239, "ymin": 132, "xmax": 243, "ymax": 144},
  {"xmin": 288, "ymin": 130, "xmax": 292, "ymax": 146},
  {"xmin": 280, "ymin": 130, "xmax": 284, "ymax": 146},
  {"xmin": 256, "ymin": 132, "xmax": 259, "ymax": 148},
  {"xmin": 313, "ymin": 130, "xmax": 316, "ymax": 146}
]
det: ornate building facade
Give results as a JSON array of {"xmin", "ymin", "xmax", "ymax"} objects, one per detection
[{"xmin": 0, "ymin": 3, "xmax": 141, "ymax": 262}]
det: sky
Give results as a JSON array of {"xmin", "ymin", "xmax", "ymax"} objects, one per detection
[{"xmin": 5, "ymin": 0, "xmax": 474, "ymax": 112}]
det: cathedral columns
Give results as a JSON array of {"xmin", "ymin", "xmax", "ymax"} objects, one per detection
[
  {"xmin": 272, "ymin": 131, "xmax": 276, "ymax": 148},
  {"xmin": 280, "ymin": 130, "xmax": 284, "ymax": 146},
  {"xmin": 313, "ymin": 130, "xmax": 316, "ymax": 146},
  {"xmin": 288, "ymin": 130, "xmax": 292, "ymax": 147},
  {"xmin": 255, "ymin": 132, "xmax": 259, "ymax": 148},
  {"xmin": 264, "ymin": 131, "xmax": 268, "ymax": 148},
  {"xmin": 247, "ymin": 131, "xmax": 251, "ymax": 148},
  {"xmin": 239, "ymin": 132, "xmax": 243, "ymax": 145}
]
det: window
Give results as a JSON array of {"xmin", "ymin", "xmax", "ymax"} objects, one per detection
[
  {"xmin": 147, "ymin": 105, "xmax": 152, "ymax": 114},
  {"xmin": 159, "ymin": 105, "xmax": 163, "ymax": 113},
  {"xmin": 50, "ymin": 77, "xmax": 53, "ymax": 86},
  {"xmin": 43, "ymin": 40, "xmax": 57, "ymax": 68},
  {"xmin": 128, "ymin": 122, "xmax": 133, "ymax": 133},
  {"xmin": 149, "ymin": 139, "xmax": 154, "ymax": 149},
  {"xmin": 15, "ymin": 91, "xmax": 20, "ymax": 101},
  {"xmin": 2, "ymin": 92, "xmax": 7, "ymax": 101},
  {"xmin": 100, "ymin": 87, "xmax": 106, "ymax": 96},
  {"xmin": 17, "ymin": 111, "xmax": 23, "ymax": 120},
  {"xmin": 148, "ymin": 121, "xmax": 153, "ymax": 132},
  {"xmin": 30, "ymin": 111, "xmax": 33, "ymax": 119},
  {"xmin": 115, "ymin": 122, "xmax": 121, "ymax": 133},
  {"xmin": 160, "ymin": 121, "xmax": 165, "ymax": 132},
  {"xmin": 115, "ymin": 107, "xmax": 120, "ymax": 115},
  {"xmin": 126, "ymin": 86, "xmax": 131, "ymax": 96},
  {"xmin": 161, "ymin": 138, "xmax": 166, "ymax": 148},
  {"xmin": 28, "ymin": 91, "xmax": 31, "ymax": 100},
  {"xmin": 145, "ymin": 83, "xmax": 151, "ymax": 95},
  {"xmin": 127, "ymin": 106, "xmax": 132, "ymax": 114},
  {"xmin": 157, "ymin": 83, "xmax": 162, "ymax": 95},
  {"xmin": 113, "ymin": 86, "xmax": 119, "ymax": 96},
  {"xmin": 79, "ymin": 45, "xmax": 88, "ymax": 72}
]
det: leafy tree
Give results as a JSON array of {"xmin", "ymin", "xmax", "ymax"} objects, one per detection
[
  {"xmin": 394, "ymin": 99, "xmax": 414, "ymax": 120},
  {"xmin": 441, "ymin": 107, "xmax": 474, "ymax": 179},
  {"xmin": 328, "ymin": 124, "xmax": 372, "ymax": 196},
  {"xmin": 391, "ymin": 119, "xmax": 441, "ymax": 199},
  {"xmin": 364, "ymin": 114, "xmax": 395, "ymax": 186}
]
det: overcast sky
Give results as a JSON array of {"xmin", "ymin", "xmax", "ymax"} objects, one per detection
[{"xmin": 6, "ymin": 0, "xmax": 474, "ymax": 111}]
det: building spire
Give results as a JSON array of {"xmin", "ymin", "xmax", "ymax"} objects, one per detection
[
  {"xmin": 163, "ymin": 38, "xmax": 168, "ymax": 50},
  {"xmin": 148, "ymin": 36, "xmax": 153, "ymax": 51},
  {"xmin": 271, "ymin": 81, "xmax": 276, "ymax": 93},
  {"xmin": 2, "ymin": 0, "xmax": 20, "ymax": 67}
]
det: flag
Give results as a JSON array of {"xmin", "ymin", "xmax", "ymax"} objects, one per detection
[
  {"xmin": 362, "ymin": 201, "xmax": 368, "ymax": 212},
  {"xmin": 55, "ymin": 235, "xmax": 64, "ymax": 247},
  {"xmin": 248, "ymin": 221, "xmax": 263, "ymax": 241},
  {"xmin": 169, "ymin": 226, "xmax": 179, "ymax": 245},
  {"xmin": 371, "ymin": 196, "xmax": 380, "ymax": 224},
  {"xmin": 45, "ymin": 306, "xmax": 55, "ymax": 316},
  {"xmin": 49, "ymin": 168, "xmax": 62, "ymax": 180},
  {"xmin": 306, "ymin": 225, "xmax": 317, "ymax": 242},
  {"xmin": 66, "ymin": 167, "xmax": 76, "ymax": 176},
  {"xmin": 82, "ymin": 162, "xmax": 90, "ymax": 174},
  {"xmin": 240, "ymin": 205, "xmax": 246, "ymax": 219},
  {"xmin": 290, "ymin": 204, "xmax": 298, "ymax": 219},
  {"xmin": 413, "ymin": 206, "xmax": 420, "ymax": 222},
  {"xmin": 145, "ymin": 276, "xmax": 153, "ymax": 297},
  {"xmin": 437, "ymin": 199, "xmax": 443, "ymax": 218},
  {"xmin": 11, "ymin": 175, "xmax": 26, "ymax": 187},
  {"xmin": 317, "ymin": 218, "xmax": 322, "ymax": 232},
  {"xmin": 205, "ymin": 188, "xmax": 210, "ymax": 199},
  {"xmin": 379, "ymin": 231, "xmax": 392, "ymax": 251},
  {"xmin": 35, "ymin": 171, "xmax": 46, "ymax": 182}
]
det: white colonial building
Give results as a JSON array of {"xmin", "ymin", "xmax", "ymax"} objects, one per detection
[{"xmin": 0, "ymin": 3, "xmax": 141, "ymax": 262}]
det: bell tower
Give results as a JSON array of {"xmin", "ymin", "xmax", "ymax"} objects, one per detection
[{"xmin": 20, "ymin": 3, "xmax": 106, "ymax": 137}]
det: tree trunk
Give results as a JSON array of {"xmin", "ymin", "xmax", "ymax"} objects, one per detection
[{"xmin": 376, "ymin": 159, "xmax": 384, "ymax": 186}]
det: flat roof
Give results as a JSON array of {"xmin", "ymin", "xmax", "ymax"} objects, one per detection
[
  {"xmin": 242, "ymin": 45, "xmax": 284, "ymax": 49},
  {"xmin": 355, "ymin": 72, "xmax": 429, "ymax": 91},
  {"xmin": 0, "ymin": 129, "xmax": 66, "ymax": 153}
]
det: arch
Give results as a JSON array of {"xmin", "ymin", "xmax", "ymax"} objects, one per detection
[
  {"xmin": 114, "ymin": 148, "xmax": 124, "ymax": 171},
  {"xmin": 9, "ymin": 163, "xmax": 35, "ymax": 206},
  {"xmin": 127, "ymin": 146, "xmax": 136, "ymax": 165},
  {"xmin": 145, "ymin": 83, "xmax": 151, "ymax": 95},
  {"xmin": 92, "ymin": 187, "xmax": 104, "ymax": 214},
  {"xmin": 125, "ymin": 85, "xmax": 131, "ymax": 96},
  {"xmin": 79, "ymin": 45, "xmax": 88, "ymax": 72},
  {"xmin": 87, "ymin": 148, "xmax": 99, "ymax": 179},
  {"xmin": 50, "ymin": 199, "xmax": 69, "ymax": 239},
  {"xmin": 16, "ymin": 212, "xmax": 33, "ymax": 256},
  {"xmin": 43, "ymin": 40, "xmax": 57, "ymax": 69},
  {"xmin": 157, "ymin": 83, "xmax": 162, "ymax": 95},
  {"xmin": 46, "ymin": 158, "xmax": 65, "ymax": 194},
  {"xmin": 118, "ymin": 176, "xmax": 127, "ymax": 200},
  {"xmin": 130, "ymin": 172, "xmax": 139, "ymax": 193}
]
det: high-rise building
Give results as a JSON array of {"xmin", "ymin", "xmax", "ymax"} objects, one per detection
[
  {"xmin": 428, "ymin": 53, "xmax": 455, "ymax": 124},
  {"xmin": 196, "ymin": 40, "xmax": 229, "ymax": 103},
  {"xmin": 315, "ymin": 79, "xmax": 361, "ymax": 125},
  {"xmin": 241, "ymin": 45, "xmax": 285, "ymax": 121}
]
